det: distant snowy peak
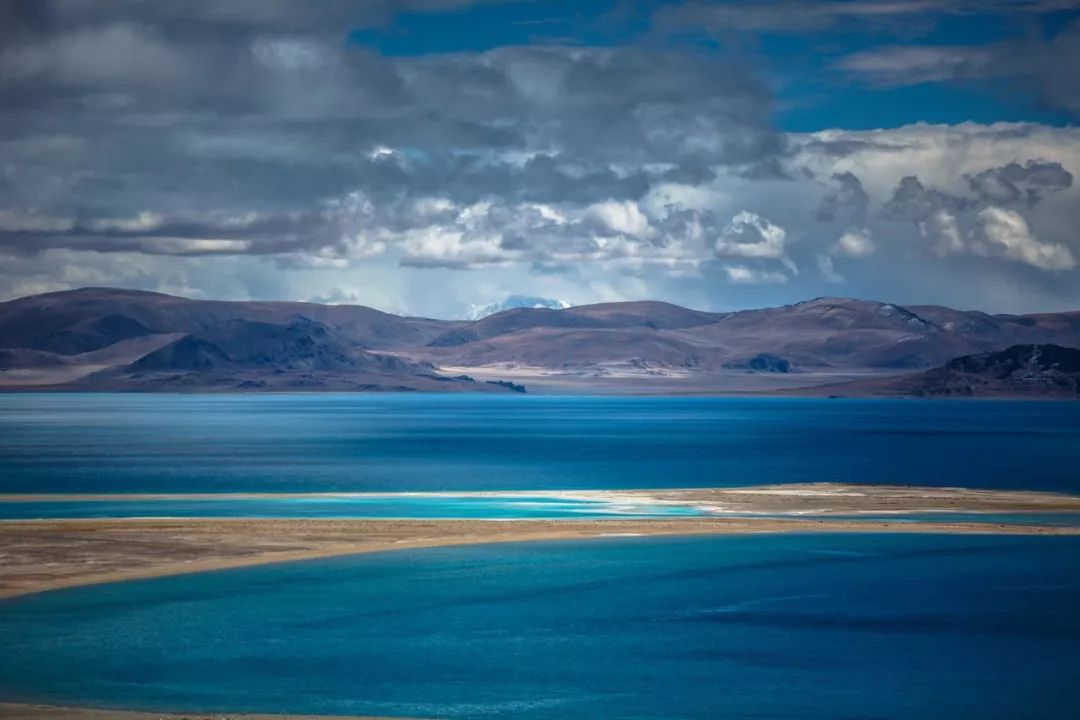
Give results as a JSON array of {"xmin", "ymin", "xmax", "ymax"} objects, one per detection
[{"xmin": 466, "ymin": 295, "xmax": 571, "ymax": 320}]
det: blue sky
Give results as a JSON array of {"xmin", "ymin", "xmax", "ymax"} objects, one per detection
[{"xmin": 1, "ymin": 1, "xmax": 1079, "ymax": 315}]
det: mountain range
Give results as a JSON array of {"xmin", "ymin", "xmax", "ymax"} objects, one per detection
[{"xmin": 1, "ymin": 287, "xmax": 1079, "ymax": 396}]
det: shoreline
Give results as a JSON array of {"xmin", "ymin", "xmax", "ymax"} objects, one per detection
[
  {"xmin": 3, "ymin": 485, "xmax": 1079, "ymax": 719},
  {"xmin": 3, "ymin": 526, "xmax": 1078, "ymax": 720},
  {"xmin": 1, "ymin": 515, "xmax": 1077, "ymax": 602},
  {"xmin": 2, "ymin": 484, "xmax": 1078, "ymax": 601}
]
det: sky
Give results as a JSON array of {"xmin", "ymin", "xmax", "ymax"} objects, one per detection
[{"xmin": 1, "ymin": 0, "xmax": 1079, "ymax": 317}]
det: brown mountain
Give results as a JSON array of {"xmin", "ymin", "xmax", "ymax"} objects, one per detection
[
  {"xmin": 420, "ymin": 296, "xmax": 1080, "ymax": 377},
  {"xmin": 0, "ymin": 289, "xmax": 502, "ymax": 392},
  {"xmin": 805, "ymin": 344, "xmax": 1080, "ymax": 398},
  {"xmin": 1, "ymin": 288, "xmax": 1079, "ymax": 394}
]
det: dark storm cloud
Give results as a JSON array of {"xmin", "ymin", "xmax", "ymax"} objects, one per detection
[
  {"xmin": 965, "ymin": 160, "xmax": 1073, "ymax": 207},
  {"xmin": 0, "ymin": 0, "xmax": 777, "ymax": 267},
  {"xmin": 0, "ymin": 208, "xmax": 351, "ymax": 257},
  {"xmin": 882, "ymin": 176, "xmax": 968, "ymax": 224},
  {"xmin": 0, "ymin": 0, "xmax": 779, "ymax": 261},
  {"xmin": 816, "ymin": 172, "xmax": 869, "ymax": 223}
]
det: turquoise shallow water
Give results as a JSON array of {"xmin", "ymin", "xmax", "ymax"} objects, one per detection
[
  {"xmin": 1, "ymin": 534, "xmax": 1077, "ymax": 719},
  {"xmin": 2, "ymin": 394, "xmax": 1080, "ymax": 494},
  {"xmin": 0, "ymin": 499, "xmax": 1077, "ymax": 526},
  {"xmin": 0, "ymin": 495, "xmax": 706, "ymax": 520}
]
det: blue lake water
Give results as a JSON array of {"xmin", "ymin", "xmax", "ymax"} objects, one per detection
[
  {"xmin": 2, "ymin": 393, "xmax": 1080, "ymax": 494},
  {"xmin": 1, "ymin": 534, "xmax": 1077, "ymax": 719}
]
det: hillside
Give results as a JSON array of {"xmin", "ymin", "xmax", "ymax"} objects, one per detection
[
  {"xmin": 0, "ymin": 290, "xmax": 504, "ymax": 393},
  {"xmin": 2, "ymin": 288, "xmax": 1079, "ymax": 394},
  {"xmin": 811, "ymin": 344, "xmax": 1080, "ymax": 398}
]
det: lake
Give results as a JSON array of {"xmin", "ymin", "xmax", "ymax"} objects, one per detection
[
  {"xmin": 2, "ymin": 393, "xmax": 1080, "ymax": 494},
  {"xmin": 1, "ymin": 534, "xmax": 1077, "ymax": 719}
]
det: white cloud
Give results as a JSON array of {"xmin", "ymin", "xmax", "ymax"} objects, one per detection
[
  {"xmin": 975, "ymin": 206, "xmax": 1076, "ymax": 270},
  {"xmin": 722, "ymin": 264, "xmax": 789, "ymax": 284},
  {"xmin": 715, "ymin": 211, "xmax": 788, "ymax": 259},
  {"xmin": 835, "ymin": 45, "xmax": 995, "ymax": 87},
  {"xmin": 818, "ymin": 227, "xmax": 873, "ymax": 282},
  {"xmin": 88, "ymin": 212, "xmax": 166, "ymax": 233},
  {"xmin": 832, "ymin": 228, "xmax": 875, "ymax": 257},
  {"xmin": 586, "ymin": 200, "xmax": 652, "ymax": 237},
  {"xmin": 921, "ymin": 209, "xmax": 966, "ymax": 255}
]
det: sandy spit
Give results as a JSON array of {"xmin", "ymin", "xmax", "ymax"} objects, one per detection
[{"xmin": 1, "ymin": 515, "xmax": 1077, "ymax": 601}]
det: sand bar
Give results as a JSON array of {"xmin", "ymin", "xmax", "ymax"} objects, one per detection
[
  {"xmin": 1, "ymin": 514, "xmax": 1077, "ymax": 601},
  {"xmin": 1, "ymin": 485, "xmax": 1078, "ymax": 720}
]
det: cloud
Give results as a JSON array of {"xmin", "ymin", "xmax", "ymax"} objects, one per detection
[
  {"xmin": 833, "ymin": 228, "xmax": 876, "ymax": 258},
  {"xmin": 834, "ymin": 19, "xmax": 1080, "ymax": 117},
  {"xmin": 1, "ymin": 1, "xmax": 503, "ymax": 38},
  {"xmin": 816, "ymin": 171, "xmax": 869, "ymax": 223},
  {"xmin": 965, "ymin": 160, "xmax": 1073, "ymax": 207},
  {"xmin": 817, "ymin": 254, "xmax": 842, "ymax": 283},
  {"xmin": 586, "ymin": 200, "xmax": 651, "ymax": 238},
  {"xmin": 0, "ymin": 1, "xmax": 1078, "ymax": 316},
  {"xmin": 0, "ymin": 205, "xmax": 369, "ymax": 258},
  {"xmin": 881, "ymin": 175, "xmax": 970, "ymax": 254},
  {"xmin": 0, "ymin": 36, "xmax": 778, "ymax": 225},
  {"xmin": 834, "ymin": 45, "xmax": 996, "ymax": 87},
  {"xmin": 975, "ymin": 206, "xmax": 1076, "ymax": 270},
  {"xmin": 816, "ymin": 226, "xmax": 874, "ymax": 282},
  {"xmin": 722, "ymin": 264, "xmax": 789, "ymax": 284},
  {"xmin": 5, "ymin": 120, "xmax": 1078, "ymax": 315},
  {"xmin": 879, "ymin": 154, "xmax": 1075, "ymax": 265},
  {"xmin": 655, "ymin": 1, "xmax": 1078, "ymax": 35},
  {"xmin": 0, "ymin": 0, "xmax": 784, "ymax": 286},
  {"xmin": 715, "ymin": 211, "xmax": 791, "ymax": 262}
]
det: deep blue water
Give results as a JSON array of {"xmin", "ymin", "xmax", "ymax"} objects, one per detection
[
  {"xmin": 1, "ymin": 534, "xmax": 1077, "ymax": 719},
  {"xmin": 2, "ymin": 394, "xmax": 1080, "ymax": 494}
]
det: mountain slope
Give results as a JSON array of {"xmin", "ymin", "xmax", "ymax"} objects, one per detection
[
  {"xmin": 0, "ymin": 287, "xmax": 457, "ymax": 354},
  {"xmin": 0, "ymin": 292, "xmax": 508, "ymax": 392},
  {"xmin": 3, "ymin": 288, "xmax": 1080, "ymax": 394},
  {"xmin": 422, "ymin": 297, "xmax": 1080, "ymax": 373},
  {"xmin": 806, "ymin": 344, "xmax": 1080, "ymax": 398},
  {"xmin": 73, "ymin": 317, "xmax": 503, "ymax": 392}
]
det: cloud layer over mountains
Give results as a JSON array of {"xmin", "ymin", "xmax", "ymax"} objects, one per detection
[{"xmin": 1, "ymin": 1, "xmax": 1079, "ymax": 317}]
